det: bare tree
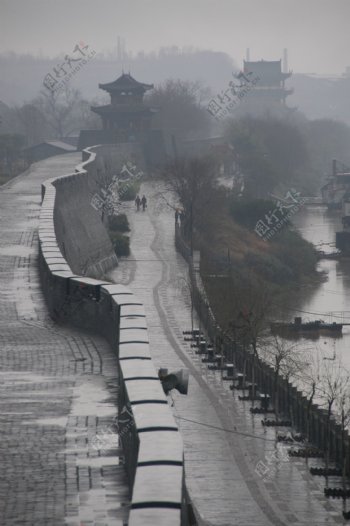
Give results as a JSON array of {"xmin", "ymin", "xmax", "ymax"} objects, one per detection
[
  {"xmin": 226, "ymin": 274, "xmax": 274, "ymax": 399},
  {"xmin": 174, "ymin": 275, "xmax": 196, "ymax": 332},
  {"xmin": 300, "ymin": 350, "xmax": 323, "ymax": 441},
  {"xmin": 15, "ymin": 104, "xmax": 51, "ymax": 145},
  {"xmin": 145, "ymin": 78, "xmax": 211, "ymax": 138},
  {"xmin": 318, "ymin": 359, "xmax": 347, "ymax": 470},
  {"xmin": 33, "ymin": 86, "xmax": 83, "ymax": 138},
  {"xmin": 260, "ymin": 336, "xmax": 307, "ymax": 417},
  {"xmin": 334, "ymin": 375, "xmax": 350, "ymax": 487},
  {"xmin": 160, "ymin": 156, "xmax": 218, "ymax": 253}
]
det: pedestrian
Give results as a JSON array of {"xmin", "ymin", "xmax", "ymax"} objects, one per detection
[
  {"xmin": 141, "ymin": 195, "xmax": 147, "ymax": 211},
  {"xmin": 135, "ymin": 195, "xmax": 141, "ymax": 211}
]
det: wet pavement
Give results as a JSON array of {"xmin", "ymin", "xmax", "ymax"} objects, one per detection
[
  {"xmin": 0, "ymin": 155, "xmax": 129, "ymax": 526},
  {"xmin": 109, "ymin": 181, "xmax": 347, "ymax": 526}
]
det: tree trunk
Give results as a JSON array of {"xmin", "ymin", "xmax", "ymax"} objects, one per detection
[
  {"xmin": 274, "ymin": 368, "xmax": 279, "ymax": 418},
  {"xmin": 342, "ymin": 411, "xmax": 346, "ymax": 490},
  {"xmin": 251, "ymin": 340, "xmax": 258, "ymax": 402},
  {"xmin": 326, "ymin": 402, "xmax": 333, "ymax": 471},
  {"xmin": 306, "ymin": 384, "xmax": 315, "ymax": 442}
]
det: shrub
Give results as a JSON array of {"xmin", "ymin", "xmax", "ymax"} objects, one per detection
[
  {"xmin": 230, "ymin": 198, "xmax": 289, "ymax": 230},
  {"xmin": 119, "ymin": 180, "xmax": 141, "ymax": 201},
  {"xmin": 109, "ymin": 231, "xmax": 130, "ymax": 257},
  {"xmin": 108, "ymin": 213, "xmax": 130, "ymax": 232},
  {"xmin": 244, "ymin": 251, "xmax": 294, "ymax": 284},
  {"xmin": 273, "ymin": 229, "xmax": 317, "ymax": 276}
]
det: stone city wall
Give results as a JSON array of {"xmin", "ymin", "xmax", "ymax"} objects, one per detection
[{"xmin": 38, "ymin": 145, "xmax": 190, "ymax": 526}]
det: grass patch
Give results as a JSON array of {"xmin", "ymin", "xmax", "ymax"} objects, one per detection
[{"xmin": 230, "ymin": 198, "xmax": 279, "ymax": 229}]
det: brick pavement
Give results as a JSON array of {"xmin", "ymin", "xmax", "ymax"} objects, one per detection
[
  {"xmin": 108, "ymin": 180, "xmax": 346, "ymax": 526},
  {"xmin": 0, "ymin": 155, "xmax": 129, "ymax": 526}
]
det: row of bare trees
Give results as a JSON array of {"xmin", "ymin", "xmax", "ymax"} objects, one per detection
[
  {"xmin": 1, "ymin": 86, "xmax": 103, "ymax": 146},
  {"xmin": 164, "ymin": 154, "xmax": 350, "ymax": 482},
  {"xmin": 1, "ymin": 77, "xmax": 213, "ymax": 148},
  {"xmin": 220, "ymin": 273, "xmax": 350, "ymax": 474}
]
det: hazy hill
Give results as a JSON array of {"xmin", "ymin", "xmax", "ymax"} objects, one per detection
[
  {"xmin": 0, "ymin": 49, "xmax": 236, "ymax": 105},
  {"xmin": 287, "ymin": 73, "xmax": 350, "ymax": 124}
]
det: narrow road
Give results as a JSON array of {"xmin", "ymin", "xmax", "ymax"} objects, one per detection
[
  {"xmin": 109, "ymin": 180, "xmax": 345, "ymax": 526},
  {"xmin": 0, "ymin": 154, "xmax": 129, "ymax": 526}
]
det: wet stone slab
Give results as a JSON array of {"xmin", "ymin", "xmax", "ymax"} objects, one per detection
[{"xmin": 0, "ymin": 154, "xmax": 129, "ymax": 526}]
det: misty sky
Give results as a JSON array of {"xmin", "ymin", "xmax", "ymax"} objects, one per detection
[{"xmin": 1, "ymin": 0, "xmax": 349, "ymax": 75}]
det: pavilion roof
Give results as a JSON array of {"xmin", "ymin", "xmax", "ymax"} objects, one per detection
[{"xmin": 99, "ymin": 73, "xmax": 154, "ymax": 93}]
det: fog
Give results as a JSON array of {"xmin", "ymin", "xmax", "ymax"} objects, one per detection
[
  {"xmin": 3, "ymin": 2, "xmax": 350, "ymax": 525},
  {"xmin": 1, "ymin": 0, "xmax": 349, "ymax": 75}
]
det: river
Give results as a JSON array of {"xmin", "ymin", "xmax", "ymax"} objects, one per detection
[{"xmin": 291, "ymin": 205, "xmax": 350, "ymax": 371}]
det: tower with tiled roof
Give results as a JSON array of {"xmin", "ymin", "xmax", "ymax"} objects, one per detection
[
  {"xmin": 91, "ymin": 73, "xmax": 156, "ymax": 140},
  {"xmin": 243, "ymin": 59, "xmax": 293, "ymax": 106}
]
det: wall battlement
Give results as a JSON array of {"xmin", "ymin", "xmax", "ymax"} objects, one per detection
[{"xmin": 39, "ymin": 145, "xmax": 188, "ymax": 526}]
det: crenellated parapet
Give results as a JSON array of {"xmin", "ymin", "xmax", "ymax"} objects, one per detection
[{"xmin": 38, "ymin": 146, "xmax": 190, "ymax": 526}]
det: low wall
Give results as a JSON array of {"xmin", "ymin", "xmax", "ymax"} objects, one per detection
[
  {"xmin": 175, "ymin": 225, "xmax": 350, "ymax": 472},
  {"xmin": 39, "ymin": 146, "xmax": 188, "ymax": 526}
]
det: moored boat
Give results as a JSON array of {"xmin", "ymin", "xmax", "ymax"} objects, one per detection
[{"xmin": 271, "ymin": 316, "xmax": 343, "ymax": 336}]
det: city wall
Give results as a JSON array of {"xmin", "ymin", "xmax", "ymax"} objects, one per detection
[{"xmin": 38, "ymin": 145, "xmax": 191, "ymax": 526}]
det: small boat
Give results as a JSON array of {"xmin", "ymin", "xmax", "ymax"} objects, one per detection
[{"xmin": 271, "ymin": 317, "xmax": 343, "ymax": 336}]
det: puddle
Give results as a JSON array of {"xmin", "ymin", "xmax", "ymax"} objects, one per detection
[
  {"xmin": 0, "ymin": 372, "xmax": 73, "ymax": 400},
  {"xmin": 16, "ymin": 219, "xmax": 38, "ymax": 228},
  {"xmin": 0, "ymin": 245, "xmax": 35, "ymax": 257},
  {"xmin": 0, "ymin": 412, "xmax": 33, "ymax": 416},
  {"xmin": 0, "ymin": 371, "xmax": 61, "ymax": 385},
  {"xmin": 15, "ymin": 196, "xmax": 40, "ymax": 204},
  {"xmin": 8, "ymin": 271, "xmax": 37, "ymax": 319},
  {"xmin": 76, "ymin": 456, "xmax": 121, "ymax": 468},
  {"xmin": 35, "ymin": 416, "xmax": 68, "ymax": 427},
  {"xmin": 67, "ymin": 487, "xmax": 129, "ymax": 525},
  {"xmin": 70, "ymin": 374, "xmax": 116, "ymax": 417}
]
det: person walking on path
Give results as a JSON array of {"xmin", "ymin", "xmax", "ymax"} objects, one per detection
[
  {"xmin": 135, "ymin": 195, "xmax": 141, "ymax": 211},
  {"xmin": 141, "ymin": 195, "xmax": 147, "ymax": 211}
]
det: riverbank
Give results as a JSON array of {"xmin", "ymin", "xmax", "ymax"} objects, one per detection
[{"xmin": 197, "ymin": 213, "xmax": 319, "ymax": 331}]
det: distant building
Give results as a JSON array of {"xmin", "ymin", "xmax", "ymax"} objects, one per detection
[
  {"xmin": 78, "ymin": 72, "xmax": 166, "ymax": 166},
  {"xmin": 336, "ymin": 193, "xmax": 350, "ymax": 252},
  {"xmin": 242, "ymin": 59, "xmax": 293, "ymax": 109},
  {"xmin": 322, "ymin": 160, "xmax": 350, "ymax": 209},
  {"xmin": 23, "ymin": 140, "xmax": 76, "ymax": 163},
  {"xmin": 91, "ymin": 73, "xmax": 156, "ymax": 139}
]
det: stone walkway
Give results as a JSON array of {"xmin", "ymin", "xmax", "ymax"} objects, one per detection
[
  {"xmin": 109, "ymin": 180, "xmax": 346, "ymax": 526},
  {"xmin": 0, "ymin": 154, "xmax": 129, "ymax": 526}
]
